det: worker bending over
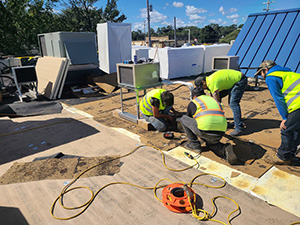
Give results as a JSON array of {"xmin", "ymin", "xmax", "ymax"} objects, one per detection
[
  {"xmin": 255, "ymin": 60, "xmax": 300, "ymax": 166},
  {"xmin": 180, "ymin": 87, "xmax": 237, "ymax": 165},
  {"xmin": 195, "ymin": 69, "xmax": 247, "ymax": 136},
  {"xmin": 139, "ymin": 89, "xmax": 180, "ymax": 132}
]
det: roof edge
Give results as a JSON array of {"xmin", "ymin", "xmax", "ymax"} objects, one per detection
[{"xmin": 248, "ymin": 7, "xmax": 300, "ymax": 17}]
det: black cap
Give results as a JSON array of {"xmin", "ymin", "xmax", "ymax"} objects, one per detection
[
  {"xmin": 161, "ymin": 91, "xmax": 174, "ymax": 106},
  {"xmin": 194, "ymin": 76, "xmax": 206, "ymax": 87},
  {"xmin": 192, "ymin": 87, "xmax": 205, "ymax": 98}
]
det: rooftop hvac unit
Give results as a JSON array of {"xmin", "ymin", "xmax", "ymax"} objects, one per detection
[
  {"xmin": 212, "ymin": 56, "xmax": 239, "ymax": 70},
  {"xmin": 37, "ymin": 32, "xmax": 98, "ymax": 65},
  {"xmin": 116, "ymin": 63, "xmax": 160, "ymax": 89},
  {"xmin": 97, "ymin": 22, "xmax": 132, "ymax": 74}
]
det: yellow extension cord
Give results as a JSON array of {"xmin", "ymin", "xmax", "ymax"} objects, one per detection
[{"xmin": 50, "ymin": 144, "xmax": 300, "ymax": 225}]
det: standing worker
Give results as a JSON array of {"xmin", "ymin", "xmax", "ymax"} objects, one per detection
[
  {"xmin": 180, "ymin": 87, "xmax": 237, "ymax": 165},
  {"xmin": 194, "ymin": 69, "xmax": 248, "ymax": 136},
  {"xmin": 139, "ymin": 89, "xmax": 180, "ymax": 132},
  {"xmin": 255, "ymin": 60, "xmax": 300, "ymax": 165}
]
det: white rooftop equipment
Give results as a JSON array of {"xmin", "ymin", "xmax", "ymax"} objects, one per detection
[
  {"xmin": 212, "ymin": 55, "xmax": 240, "ymax": 70},
  {"xmin": 202, "ymin": 44, "xmax": 232, "ymax": 72},
  {"xmin": 97, "ymin": 22, "xmax": 132, "ymax": 74},
  {"xmin": 149, "ymin": 46, "xmax": 205, "ymax": 80}
]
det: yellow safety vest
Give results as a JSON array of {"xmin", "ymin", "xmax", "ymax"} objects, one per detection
[
  {"xmin": 267, "ymin": 71, "xmax": 300, "ymax": 113},
  {"xmin": 140, "ymin": 89, "xmax": 166, "ymax": 116},
  {"xmin": 192, "ymin": 95, "xmax": 227, "ymax": 132}
]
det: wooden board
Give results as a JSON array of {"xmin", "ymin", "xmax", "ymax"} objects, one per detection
[{"xmin": 36, "ymin": 56, "xmax": 68, "ymax": 99}]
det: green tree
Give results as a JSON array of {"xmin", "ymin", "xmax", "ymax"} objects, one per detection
[
  {"xmin": 0, "ymin": 0, "xmax": 58, "ymax": 56},
  {"xmin": 132, "ymin": 29, "xmax": 144, "ymax": 41},
  {"xmin": 199, "ymin": 25, "xmax": 219, "ymax": 43},
  {"xmin": 156, "ymin": 26, "xmax": 173, "ymax": 37},
  {"xmin": 101, "ymin": 0, "xmax": 126, "ymax": 23},
  {"xmin": 58, "ymin": 0, "xmax": 102, "ymax": 32},
  {"xmin": 58, "ymin": 0, "xmax": 126, "ymax": 32},
  {"xmin": 219, "ymin": 24, "xmax": 243, "ymax": 43}
]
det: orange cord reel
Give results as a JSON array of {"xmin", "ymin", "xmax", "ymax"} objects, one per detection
[{"xmin": 162, "ymin": 183, "xmax": 196, "ymax": 213}]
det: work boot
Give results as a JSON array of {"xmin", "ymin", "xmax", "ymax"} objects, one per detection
[
  {"xmin": 227, "ymin": 122, "xmax": 235, "ymax": 129},
  {"xmin": 184, "ymin": 142, "xmax": 202, "ymax": 153},
  {"xmin": 224, "ymin": 144, "xmax": 237, "ymax": 165},
  {"xmin": 264, "ymin": 154, "xmax": 300, "ymax": 166},
  {"xmin": 230, "ymin": 129, "xmax": 243, "ymax": 137}
]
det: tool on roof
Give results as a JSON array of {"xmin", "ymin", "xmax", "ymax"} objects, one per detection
[{"xmin": 163, "ymin": 131, "xmax": 174, "ymax": 139}]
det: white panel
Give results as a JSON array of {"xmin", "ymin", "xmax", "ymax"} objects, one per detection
[
  {"xmin": 155, "ymin": 46, "xmax": 205, "ymax": 80},
  {"xmin": 97, "ymin": 22, "xmax": 132, "ymax": 74},
  {"xmin": 131, "ymin": 46, "xmax": 151, "ymax": 61},
  {"xmin": 203, "ymin": 44, "xmax": 232, "ymax": 72}
]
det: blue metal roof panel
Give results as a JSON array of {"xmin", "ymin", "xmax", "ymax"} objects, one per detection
[
  {"xmin": 228, "ymin": 8, "xmax": 300, "ymax": 77},
  {"xmin": 239, "ymin": 14, "xmax": 275, "ymax": 68},
  {"xmin": 275, "ymin": 13, "xmax": 300, "ymax": 68},
  {"xmin": 285, "ymin": 36, "xmax": 300, "ymax": 73},
  {"xmin": 227, "ymin": 16, "xmax": 255, "ymax": 56},
  {"xmin": 249, "ymin": 13, "xmax": 286, "ymax": 68},
  {"xmin": 264, "ymin": 12, "xmax": 298, "ymax": 61},
  {"xmin": 237, "ymin": 16, "xmax": 265, "ymax": 65}
]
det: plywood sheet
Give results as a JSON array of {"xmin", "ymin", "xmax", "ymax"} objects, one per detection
[
  {"xmin": 93, "ymin": 72, "xmax": 118, "ymax": 94},
  {"xmin": 36, "ymin": 56, "xmax": 68, "ymax": 99},
  {"xmin": 57, "ymin": 59, "xmax": 70, "ymax": 99}
]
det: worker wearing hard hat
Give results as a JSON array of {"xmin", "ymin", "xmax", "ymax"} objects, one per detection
[
  {"xmin": 194, "ymin": 69, "xmax": 247, "ymax": 137},
  {"xmin": 180, "ymin": 87, "xmax": 237, "ymax": 165},
  {"xmin": 255, "ymin": 60, "xmax": 300, "ymax": 166},
  {"xmin": 140, "ymin": 89, "xmax": 180, "ymax": 132}
]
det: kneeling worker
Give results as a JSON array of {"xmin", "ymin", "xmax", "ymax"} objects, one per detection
[
  {"xmin": 140, "ymin": 89, "xmax": 180, "ymax": 132},
  {"xmin": 180, "ymin": 87, "xmax": 237, "ymax": 165}
]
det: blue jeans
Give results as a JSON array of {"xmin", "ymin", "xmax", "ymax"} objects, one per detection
[
  {"xmin": 228, "ymin": 75, "xmax": 248, "ymax": 131},
  {"xmin": 277, "ymin": 108, "xmax": 300, "ymax": 160},
  {"xmin": 142, "ymin": 106, "xmax": 172, "ymax": 132}
]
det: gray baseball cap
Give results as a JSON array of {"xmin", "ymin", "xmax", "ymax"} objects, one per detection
[{"xmin": 255, "ymin": 60, "xmax": 277, "ymax": 75}]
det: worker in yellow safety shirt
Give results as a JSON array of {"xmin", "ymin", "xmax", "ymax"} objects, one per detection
[
  {"xmin": 139, "ymin": 89, "xmax": 181, "ymax": 132},
  {"xmin": 255, "ymin": 60, "xmax": 300, "ymax": 166},
  {"xmin": 180, "ymin": 87, "xmax": 237, "ymax": 165},
  {"xmin": 194, "ymin": 69, "xmax": 247, "ymax": 137}
]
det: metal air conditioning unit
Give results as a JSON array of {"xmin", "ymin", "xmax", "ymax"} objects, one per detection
[
  {"xmin": 116, "ymin": 63, "xmax": 160, "ymax": 89},
  {"xmin": 37, "ymin": 32, "xmax": 98, "ymax": 66},
  {"xmin": 212, "ymin": 56, "xmax": 239, "ymax": 70}
]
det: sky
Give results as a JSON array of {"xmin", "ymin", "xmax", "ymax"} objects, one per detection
[{"xmin": 91, "ymin": 0, "xmax": 300, "ymax": 31}]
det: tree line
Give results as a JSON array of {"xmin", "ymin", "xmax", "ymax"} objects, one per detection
[
  {"xmin": 0, "ymin": 0, "xmax": 242, "ymax": 56},
  {"xmin": 133, "ymin": 24, "xmax": 243, "ymax": 44},
  {"xmin": 0, "ymin": 0, "xmax": 126, "ymax": 56}
]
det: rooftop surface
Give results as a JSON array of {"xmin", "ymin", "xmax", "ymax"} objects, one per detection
[{"xmin": 0, "ymin": 79, "xmax": 300, "ymax": 224}]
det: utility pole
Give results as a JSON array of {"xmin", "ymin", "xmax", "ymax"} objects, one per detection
[
  {"xmin": 185, "ymin": 29, "xmax": 190, "ymax": 44},
  {"xmin": 263, "ymin": 0, "xmax": 275, "ymax": 12},
  {"xmin": 174, "ymin": 17, "xmax": 177, "ymax": 47},
  {"xmin": 147, "ymin": 0, "xmax": 151, "ymax": 47},
  {"xmin": 144, "ymin": 20, "xmax": 146, "ymax": 46}
]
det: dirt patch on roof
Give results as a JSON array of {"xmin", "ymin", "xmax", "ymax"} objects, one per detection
[{"xmin": 0, "ymin": 156, "xmax": 120, "ymax": 185}]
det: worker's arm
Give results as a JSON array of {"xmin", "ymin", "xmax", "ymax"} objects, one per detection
[
  {"xmin": 170, "ymin": 107, "xmax": 182, "ymax": 117},
  {"xmin": 212, "ymin": 90, "xmax": 221, "ymax": 102},
  {"xmin": 152, "ymin": 106, "xmax": 174, "ymax": 121},
  {"xmin": 266, "ymin": 76, "xmax": 288, "ymax": 120}
]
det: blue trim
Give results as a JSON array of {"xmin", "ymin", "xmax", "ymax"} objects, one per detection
[{"xmin": 248, "ymin": 8, "xmax": 300, "ymax": 17}]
